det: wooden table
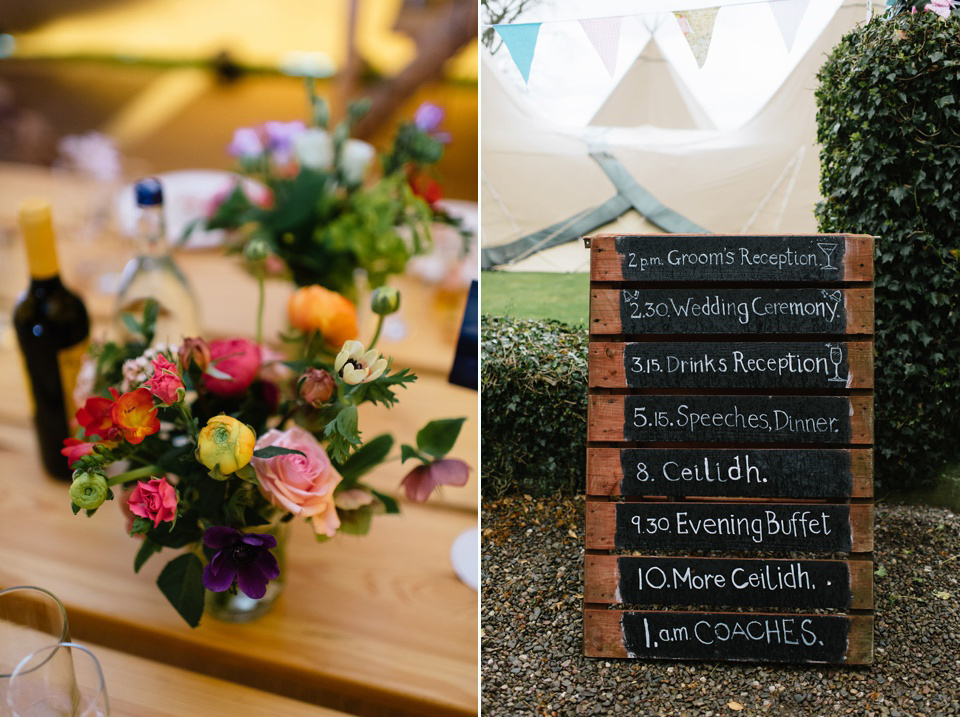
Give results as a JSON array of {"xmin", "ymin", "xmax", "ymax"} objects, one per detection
[
  {"xmin": 0, "ymin": 163, "xmax": 478, "ymax": 716},
  {"xmin": 84, "ymin": 640, "xmax": 354, "ymax": 716}
]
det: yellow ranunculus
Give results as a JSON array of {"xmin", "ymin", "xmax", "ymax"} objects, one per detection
[{"xmin": 196, "ymin": 415, "xmax": 256, "ymax": 480}]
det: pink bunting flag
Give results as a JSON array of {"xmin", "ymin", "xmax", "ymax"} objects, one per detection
[{"xmin": 578, "ymin": 17, "xmax": 624, "ymax": 77}]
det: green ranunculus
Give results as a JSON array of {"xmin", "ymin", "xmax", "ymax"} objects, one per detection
[{"xmin": 70, "ymin": 470, "xmax": 109, "ymax": 510}]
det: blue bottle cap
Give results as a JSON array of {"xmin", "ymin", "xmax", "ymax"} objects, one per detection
[{"xmin": 135, "ymin": 177, "xmax": 164, "ymax": 206}]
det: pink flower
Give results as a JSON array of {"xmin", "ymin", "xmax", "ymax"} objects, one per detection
[
  {"xmin": 61, "ymin": 438, "xmax": 96, "ymax": 467},
  {"xmin": 400, "ymin": 458, "xmax": 470, "ymax": 503},
  {"xmin": 924, "ymin": 0, "xmax": 954, "ymax": 17},
  {"xmin": 204, "ymin": 338, "xmax": 262, "ymax": 397},
  {"xmin": 127, "ymin": 477, "xmax": 178, "ymax": 528},
  {"xmin": 251, "ymin": 426, "xmax": 342, "ymax": 537},
  {"xmin": 143, "ymin": 354, "xmax": 184, "ymax": 405}
]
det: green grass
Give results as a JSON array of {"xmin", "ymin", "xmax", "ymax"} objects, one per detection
[{"xmin": 480, "ymin": 271, "xmax": 590, "ymax": 327}]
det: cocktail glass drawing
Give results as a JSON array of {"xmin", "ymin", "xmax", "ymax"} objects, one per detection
[{"xmin": 817, "ymin": 242, "xmax": 838, "ymax": 271}]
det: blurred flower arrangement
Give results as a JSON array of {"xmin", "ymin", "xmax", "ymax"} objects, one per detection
[
  {"xmin": 63, "ymin": 286, "xmax": 469, "ymax": 627},
  {"xmin": 193, "ymin": 80, "xmax": 466, "ymax": 300}
]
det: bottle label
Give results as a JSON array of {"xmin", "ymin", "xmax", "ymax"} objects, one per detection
[{"xmin": 58, "ymin": 340, "xmax": 89, "ymax": 428}]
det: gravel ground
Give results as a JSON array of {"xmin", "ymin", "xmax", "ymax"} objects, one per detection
[{"xmin": 481, "ymin": 497, "xmax": 960, "ymax": 716}]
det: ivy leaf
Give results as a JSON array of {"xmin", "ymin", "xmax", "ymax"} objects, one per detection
[
  {"xmin": 416, "ymin": 417, "xmax": 466, "ymax": 459},
  {"xmin": 156, "ymin": 553, "xmax": 205, "ymax": 628},
  {"xmin": 875, "ymin": 565, "xmax": 888, "ymax": 578}
]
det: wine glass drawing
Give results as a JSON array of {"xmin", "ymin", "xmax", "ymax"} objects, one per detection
[
  {"xmin": 817, "ymin": 242, "xmax": 839, "ymax": 271},
  {"xmin": 826, "ymin": 343, "xmax": 845, "ymax": 383}
]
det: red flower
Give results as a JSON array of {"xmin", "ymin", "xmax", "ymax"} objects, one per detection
[
  {"xmin": 407, "ymin": 171, "xmax": 443, "ymax": 206},
  {"xmin": 110, "ymin": 388, "xmax": 160, "ymax": 444},
  {"xmin": 203, "ymin": 338, "xmax": 262, "ymax": 398},
  {"xmin": 61, "ymin": 438, "xmax": 96, "ymax": 467},
  {"xmin": 76, "ymin": 390, "xmax": 121, "ymax": 444}
]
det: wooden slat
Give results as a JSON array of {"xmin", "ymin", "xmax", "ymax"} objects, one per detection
[
  {"xmin": 590, "ymin": 288, "xmax": 874, "ymax": 336},
  {"xmin": 586, "ymin": 448, "xmax": 874, "ymax": 499},
  {"xmin": 589, "ymin": 234, "xmax": 875, "ymax": 283},
  {"xmin": 583, "ymin": 610, "xmax": 873, "ymax": 664},
  {"xmin": 584, "ymin": 555, "xmax": 873, "ymax": 610},
  {"xmin": 585, "ymin": 502, "xmax": 873, "ymax": 553},
  {"xmin": 589, "ymin": 341, "xmax": 874, "ymax": 390},
  {"xmin": 587, "ymin": 395, "xmax": 874, "ymax": 444}
]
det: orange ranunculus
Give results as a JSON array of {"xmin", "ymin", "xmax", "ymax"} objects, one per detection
[
  {"xmin": 110, "ymin": 388, "xmax": 160, "ymax": 444},
  {"xmin": 287, "ymin": 285, "xmax": 358, "ymax": 347}
]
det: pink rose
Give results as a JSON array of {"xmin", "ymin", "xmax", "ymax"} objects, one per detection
[
  {"xmin": 204, "ymin": 338, "xmax": 262, "ymax": 397},
  {"xmin": 127, "ymin": 477, "xmax": 178, "ymax": 528},
  {"xmin": 250, "ymin": 426, "xmax": 342, "ymax": 537},
  {"xmin": 143, "ymin": 354, "xmax": 184, "ymax": 405},
  {"xmin": 400, "ymin": 458, "xmax": 470, "ymax": 503}
]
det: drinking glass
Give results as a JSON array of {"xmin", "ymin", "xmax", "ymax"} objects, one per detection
[
  {"xmin": 6, "ymin": 643, "xmax": 108, "ymax": 717},
  {"xmin": 0, "ymin": 587, "xmax": 70, "ymax": 715}
]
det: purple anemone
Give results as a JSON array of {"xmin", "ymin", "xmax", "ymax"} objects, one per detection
[{"xmin": 201, "ymin": 526, "xmax": 280, "ymax": 599}]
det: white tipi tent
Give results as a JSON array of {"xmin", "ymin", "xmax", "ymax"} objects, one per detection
[
  {"xmin": 481, "ymin": 1, "xmax": 865, "ymax": 273},
  {"xmin": 590, "ymin": 37, "xmax": 715, "ymax": 130}
]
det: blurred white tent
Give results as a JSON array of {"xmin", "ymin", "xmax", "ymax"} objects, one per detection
[
  {"xmin": 481, "ymin": 1, "xmax": 864, "ymax": 273},
  {"xmin": 590, "ymin": 37, "xmax": 715, "ymax": 131}
]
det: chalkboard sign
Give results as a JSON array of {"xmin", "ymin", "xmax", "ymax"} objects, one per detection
[
  {"xmin": 584, "ymin": 556, "xmax": 874, "ymax": 609},
  {"xmin": 591, "ymin": 288, "xmax": 874, "ymax": 335},
  {"xmin": 584, "ymin": 232, "xmax": 875, "ymax": 666},
  {"xmin": 588, "ymin": 395, "xmax": 873, "ymax": 444},
  {"xmin": 589, "ymin": 341, "xmax": 873, "ymax": 390},
  {"xmin": 586, "ymin": 448, "xmax": 873, "ymax": 499},
  {"xmin": 584, "ymin": 610, "xmax": 874, "ymax": 664},
  {"xmin": 589, "ymin": 234, "xmax": 874, "ymax": 283},
  {"xmin": 586, "ymin": 502, "xmax": 873, "ymax": 553}
]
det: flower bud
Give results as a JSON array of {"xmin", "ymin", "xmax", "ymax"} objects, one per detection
[
  {"xmin": 294, "ymin": 128, "xmax": 334, "ymax": 171},
  {"xmin": 340, "ymin": 139, "xmax": 375, "ymax": 185},
  {"xmin": 243, "ymin": 237, "xmax": 271, "ymax": 262},
  {"xmin": 196, "ymin": 415, "xmax": 256, "ymax": 479},
  {"xmin": 299, "ymin": 367, "xmax": 336, "ymax": 407},
  {"xmin": 178, "ymin": 337, "xmax": 211, "ymax": 373},
  {"xmin": 371, "ymin": 286, "xmax": 400, "ymax": 316},
  {"xmin": 70, "ymin": 470, "xmax": 109, "ymax": 510}
]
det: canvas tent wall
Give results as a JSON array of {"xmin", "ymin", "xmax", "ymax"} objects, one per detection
[{"xmin": 480, "ymin": 1, "xmax": 865, "ymax": 273}]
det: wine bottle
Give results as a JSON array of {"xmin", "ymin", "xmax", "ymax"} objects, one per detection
[
  {"xmin": 115, "ymin": 177, "xmax": 200, "ymax": 344},
  {"xmin": 13, "ymin": 199, "xmax": 91, "ymax": 481}
]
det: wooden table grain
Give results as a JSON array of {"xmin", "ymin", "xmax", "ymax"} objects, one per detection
[{"xmin": 0, "ymin": 162, "xmax": 479, "ymax": 716}]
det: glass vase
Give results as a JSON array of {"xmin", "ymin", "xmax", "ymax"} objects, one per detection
[{"xmin": 204, "ymin": 520, "xmax": 289, "ymax": 623}]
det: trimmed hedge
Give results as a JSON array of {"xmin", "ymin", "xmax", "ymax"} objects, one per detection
[
  {"xmin": 815, "ymin": 10, "xmax": 960, "ymax": 489},
  {"xmin": 481, "ymin": 316, "xmax": 588, "ymax": 497}
]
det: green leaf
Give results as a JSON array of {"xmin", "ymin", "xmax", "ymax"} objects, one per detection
[
  {"xmin": 156, "ymin": 553, "xmax": 205, "ymax": 628},
  {"xmin": 400, "ymin": 444, "xmax": 426, "ymax": 464},
  {"xmin": 336, "ymin": 434, "xmax": 394, "ymax": 484},
  {"xmin": 875, "ymin": 565, "xmax": 888, "ymax": 578},
  {"xmin": 253, "ymin": 446, "xmax": 307, "ymax": 459},
  {"xmin": 130, "ymin": 516, "xmax": 153, "ymax": 536},
  {"xmin": 133, "ymin": 536, "xmax": 162, "ymax": 573},
  {"xmin": 337, "ymin": 506, "xmax": 375, "ymax": 535},
  {"xmin": 416, "ymin": 417, "xmax": 466, "ymax": 459},
  {"xmin": 324, "ymin": 404, "xmax": 361, "ymax": 463},
  {"xmin": 71, "ymin": 502, "xmax": 81, "ymax": 515},
  {"xmin": 371, "ymin": 488, "xmax": 400, "ymax": 514}
]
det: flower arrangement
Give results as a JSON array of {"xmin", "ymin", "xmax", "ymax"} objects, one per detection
[
  {"xmin": 195, "ymin": 80, "xmax": 465, "ymax": 300},
  {"xmin": 63, "ymin": 288, "xmax": 469, "ymax": 627}
]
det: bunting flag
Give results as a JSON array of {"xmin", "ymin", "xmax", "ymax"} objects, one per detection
[
  {"xmin": 493, "ymin": 23, "xmax": 542, "ymax": 84},
  {"xmin": 673, "ymin": 7, "xmax": 720, "ymax": 68},
  {"xmin": 770, "ymin": 0, "xmax": 811, "ymax": 52},
  {"xmin": 578, "ymin": 17, "xmax": 624, "ymax": 77}
]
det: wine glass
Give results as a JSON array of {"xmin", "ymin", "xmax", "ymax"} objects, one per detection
[
  {"xmin": 0, "ymin": 587, "xmax": 70, "ymax": 715},
  {"xmin": 6, "ymin": 643, "xmax": 109, "ymax": 717},
  {"xmin": 827, "ymin": 343, "xmax": 846, "ymax": 383},
  {"xmin": 817, "ymin": 241, "xmax": 838, "ymax": 271}
]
